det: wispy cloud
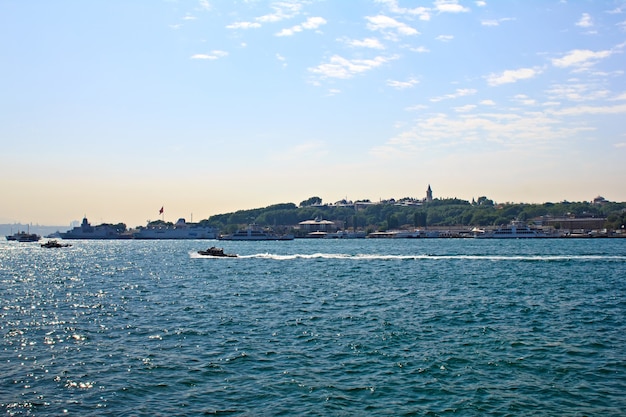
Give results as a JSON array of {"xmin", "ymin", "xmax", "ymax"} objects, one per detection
[
  {"xmin": 309, "ymin": 54, "xmax": 398, "ymax": 80},
  {"xmin": 486, "ymin": 67, "xmax": 541, "ymax": 86},
  {"xmin": 190, "ymin": 50, "xmax": 228, "ymax": 60},
  {"xmin": 366, "ymin": 15, "xmax": 419, "ymax": 40},
  {"xmin": 375, "ymin": 0, "xmax": 431, "ymax": 20},
  {"xmin": 454, "ymin": 104, "xmax": 477, "ymax": 112},
  {"xmin": 481, "ymin": 17, "xmax": 515, "ymax": 26},
  {"xmin": 226, "ymin": 21, "xmax": 262, "ymax": 30},
  {"xmin": 436, "ymin": 34, "xmax": 454, "ymax": 42},
  {"xmin": 551, "ymin": 49, "xmax": 614, "ymax": 70},
  {"xmin": 546, "ymin": 82, "xmax": 610, "ymax": 102},
  {"xmin": 549, "ymin": 103, "xmax": 626, "ymax": 116},
  {"xmin": 276, "ymin": 16, "xmax": 327, "ymax": 37},
  {"xmin": 257, "ymin": 2, "xmax": 304, "ymax": 23},
  {"xmin": 342, "ymin": 37, "xmax": 385, "ymax": 49},
  {"xmin": 576, "ymin": 13, "xmax": 593, "ymax": 28},
  {"xmin": 387, "ymin": 77, "xmax": 419, "ymax": 89},
  {"xmin": 198, "ymin": 0, "xmax": 211, "ymax": 12},
  {"xmin": 370, "ymin": 109, "xmax": 591, "ymax": 159},
  {"xmin": 430, "ymin": 88, "xmax": 477, "ymax": 102}
]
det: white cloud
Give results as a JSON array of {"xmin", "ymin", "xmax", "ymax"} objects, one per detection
[
  {"xmin": 343, "ymin": 37, "xmax": 385, "ymax": 49},
  {"xmin": 551, "ymin": 49, "xmax": 613, "ymax": 70},
  {"xmin": 366, "ymin": 15, "xmax": 419, "ymax": 40},
  {"xmin": 434, "ymin": 0, "xmax": 470, "ymax": 13},
  {"xmin": 486, "ymin": 67, "xmax": 540, "ymax": 86},
  {"xmin": 611, "ymin": 92, "xmax": 626, "ymax": 101},
  {"xmin": 513, "ymin": 94, "xmax": 536, "ymax": 106},
  {"xmin": 309, "ymin": 54, "xmax": 398, "ymax": 80},
  {"xmin": 436, "ymin": 35, "xmax": 454, "ymax": 42},
  {"xmin": 371, "ymin": 109, "xmax": 592, "ymax": 160},
  {"xmin": 257, "ymin": 2, "xmax": 304, "ymax": 23},
  {"xmin": 198, "ymin": 0, "xmax": 211, "ymax": 12},
  {"xmin": 226, "ymin": 21, "xmax": 262, "ymax": 30},
  {"xmin": 576, "ymin": 13, "xmax": 593, "ymax": 28},
  {"xmin": 375, "ymin": 0, "xmax": 431, "ymax": 20},
  {"xmin": 276, "ymin": 16, "xmax": 327, "ymax": 37},
  {"xmin": 480, "ymin": 99, "xmax": 496, "ymax": 105},
  {"xmin": 430, "ymin": 88, "xmax": 477, "ymax": 102},
  {"xmin": 409, "ymin": 45, "xmax": 430, "ymax": 53},
  {"xmin": 302, "ymin": 16, "xmax": 326, "ymax": 30},
  {"xmin": 387, "ymin": 78, "xmax": 419, "ymax": 89},
  {"xmin": 190, "ymin": 50, "xmax": 228, "ymax": 60},
  {"xmin": 546, "ymin": 83, "xmax": 610, "ymax": 102},
  {"xmin": 475, "ymin": 1, "xmax": 487, "ymax": 6},
  {"xmin": 481, "ymin": 17, "xmax": 514, "ymax": 26},
  {"xmin": 550, "ymin": 103, "xmax": 626, "ymax": 116},
  {"xmin": 454, "ymin": 104, "xmax": 477, "ymax": 112}
]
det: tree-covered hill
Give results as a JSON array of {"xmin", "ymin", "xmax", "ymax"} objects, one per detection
[{"xmin": 197, "ymin": 197, "xmax": 626, "ymax": 233}]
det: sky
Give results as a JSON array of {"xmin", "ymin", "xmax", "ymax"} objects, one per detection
[{"xmin": 1, "ymin": 0, "xmax": 625, "ymax": 227}]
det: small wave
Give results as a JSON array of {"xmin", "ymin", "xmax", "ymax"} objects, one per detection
[{"xmin": 195, "ymin": 253, "xmax": 626, "ymax": 262}]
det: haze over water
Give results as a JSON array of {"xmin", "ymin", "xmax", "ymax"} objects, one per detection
[{"xmin": 1, "ymin": 238, "xmax": 625, "ymax": 415}]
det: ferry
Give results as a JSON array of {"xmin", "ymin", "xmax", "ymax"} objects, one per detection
[
  {"xmin": 6, "ymin": 231, "xmax": 41, "ymax": 242},
  {"xmin": 133, "ymin": 218, "xmax": 218, "ymax": 240},
  {"xmin": 474, "ymin": 221, "xmax": 549, "ymax": 239},
  {"xmin": 219, "ymin": 224, "xmax": 294, "ymax": 241}
]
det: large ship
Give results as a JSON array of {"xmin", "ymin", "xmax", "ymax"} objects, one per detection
[
  {"xmin": 474, "ymin": 221, "xmax": 550, "ymax": 238},
  {"xmin": 61, "ymin": 217, "xmax": 128, "ymax": 239},
  {"xmin": 219, "ymin": 224, "xmax": 294, "ymax": 241},
  {"xmin": 133, "ymin": 218, "xmax": 218, "ymax": 240},
  {"xmin": 6, "ymin": 231, "xmax": 41, "ymax": 242}
]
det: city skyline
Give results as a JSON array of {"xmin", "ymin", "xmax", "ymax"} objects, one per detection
[{"xmin": 1, "ymin": 1, "xmax": 625, "ymax": 227}]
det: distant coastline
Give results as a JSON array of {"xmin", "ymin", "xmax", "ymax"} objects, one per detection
[{"xmin": 3, "ymin": 193, "xmax": 626, "ymax": 239}]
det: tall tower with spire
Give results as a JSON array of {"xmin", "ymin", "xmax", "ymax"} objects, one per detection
[{"xmin": 426, "ymin": 185, "xmax": 433, "ymax": 202}]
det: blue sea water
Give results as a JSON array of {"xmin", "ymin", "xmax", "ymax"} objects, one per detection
[{"xmin": 1, "ymin": 238, "xmax": 625, "ymax": 416}]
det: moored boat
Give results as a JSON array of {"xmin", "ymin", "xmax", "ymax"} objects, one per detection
[
  {"xmin": 475, "ymin": 221, "xmax": 549, "ymax": 238},
  {"xmin": 219, "ymin": 224, "xmax": 294, "ymax": 241}
]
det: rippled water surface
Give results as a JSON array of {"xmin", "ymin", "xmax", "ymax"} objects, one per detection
[{"xmin": 1, "ymin": 238, "xmax": 625, "ymax": 415}]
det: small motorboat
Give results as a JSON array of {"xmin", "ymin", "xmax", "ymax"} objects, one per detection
[
  {"xmin": 197, "ymin": 246, "xmax": 237, "ymax": 257},
  {"xmin": 41, "ymin": 240, "xmax": 72, "ymax": 248}
]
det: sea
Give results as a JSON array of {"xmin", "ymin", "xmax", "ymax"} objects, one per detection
[{"xmin": 1, "ymin": 238, "xmax": 625, "ymax": 416}]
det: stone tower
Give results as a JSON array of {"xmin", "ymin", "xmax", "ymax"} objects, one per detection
[{"xmin": 426, "ymin": 185, "xmax": 433, "ymax": 202}]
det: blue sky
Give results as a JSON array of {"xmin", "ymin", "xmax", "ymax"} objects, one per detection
[{"xmin": 1, "ymin": 0, "xmax": 625, "ymax": 227}]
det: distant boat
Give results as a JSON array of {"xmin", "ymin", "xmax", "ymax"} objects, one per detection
[
  {"xmin": 197, "ymin": 246, "xmax": 237, "ymax": 257},
  {"xmin": 366, "ymin": 230, "xmax": 422, "ymax": 238},
  {"xmin": 6, "ymin": 231, "xmax": 41, "ymax": 242},
  {"xmin": 61, "ymin": 217, "xmax": 128, "ymax": 240},
  {"xmin": 133, "ymin": 218, "xmax": 218, "ymax": 240},
  {"xmin": 219, "ymin": 224, "xmax": 294, "ymax": 241},
  {"xmin": 324, "ymin": 230, "xmax": 367, "ymax": 239},
  {"xmin": 41, "ymin": 240, "xmax": 72, "ymax": 248},
  {"xmin": 474, "ymin": 221, "xmax": 549, "ymax": 239}
]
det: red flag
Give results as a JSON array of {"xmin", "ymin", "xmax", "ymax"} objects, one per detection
[{"xmin": 159, "ymin": 206, "xmax": 164, "ymax": 214}]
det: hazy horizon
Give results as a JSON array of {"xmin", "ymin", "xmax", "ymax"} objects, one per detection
[{"xmin": 2, "ymin": 1, "xmax": 625, "ymax": 227}]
